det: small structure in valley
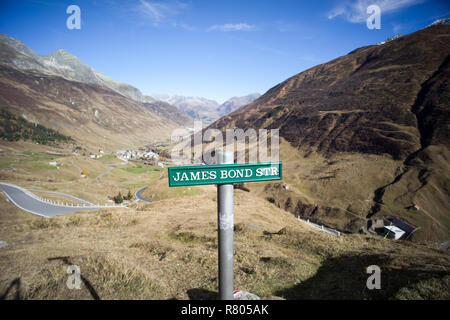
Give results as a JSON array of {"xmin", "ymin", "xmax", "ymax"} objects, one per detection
[
  {"xmin": 384, "ymin": 216, "xmax": 419, "ymax": 240},
  {"xmin": 383, "ymin": 225, "xmax": 405, "ymax": 240}
]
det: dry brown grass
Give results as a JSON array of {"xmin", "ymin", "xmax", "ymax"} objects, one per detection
[{"xmin": 1, "ymin": 184, "xmax": 449, "ymax": 300}]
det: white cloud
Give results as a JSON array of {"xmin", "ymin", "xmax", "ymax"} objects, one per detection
[
  {"xmin": 138, "ymin": 0, "xmax": 189, "ymax": 26},
  {"xmin": 179, "ymin": 23, "xmax": 198, "ymax": 31},
  {"xmin": 209, "ymin": 23, "xmax": 256, "ymax": 32},
  {"xmin": 391, "ymin": 22, "xmax": 405, "ymax": 34},
  {"xmin": 328, "ymin": 0, "xmax": 424, "ymax": 23}
]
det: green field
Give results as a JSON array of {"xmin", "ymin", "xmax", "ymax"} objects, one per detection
[
  {"xmin": 95, "ymin": 154, "xmax": 116, "ymax": 162},
  {"xmin": 21, "ymin": 152, "xmax": 60, "ymax": 162},
  {"xmin": 31, "ymin": 164, "xmax": 57, "ymax": 170},
  {"xmin": 122, "ymin": 167, "xmax": 163, "ymax": 174}
]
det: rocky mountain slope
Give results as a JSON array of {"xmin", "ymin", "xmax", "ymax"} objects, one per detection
[
  {"xmin": 142, "ymin": 100, "xmax": 192, "ymax": 127},
  {"xmin": 209, "ymin": 23, "xmax": 450, "ymax": 242},
  {"xmin": 0, "ymin": 34, "xmax": 193, "ymax": 150},
  {"xmin": 152, "ymin": 94, "xmax": 219, "ymax": 123},
  {"xmin": 217, "ymin": 93, "xmax": 261, "ymax": 117},
  {"xmin": 0, "ymin": 34, "xmax": 155, "ymax": 104}
]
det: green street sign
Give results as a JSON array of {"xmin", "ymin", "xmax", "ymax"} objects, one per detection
[{"xmin": 168, "ymin": 161, "xmax": 282, "ymax": 187}]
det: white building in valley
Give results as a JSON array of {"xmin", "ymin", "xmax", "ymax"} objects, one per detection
[{"xmin": 384, "ymin": 225, "xmax": 405, "ymax": 240}]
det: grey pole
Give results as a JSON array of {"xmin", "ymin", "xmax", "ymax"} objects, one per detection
[{"xmin": 217, "ymin": 150, "xmax": 234, "ymax": 300}]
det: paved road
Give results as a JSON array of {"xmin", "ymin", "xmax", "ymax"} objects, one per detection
[
  {"xmin": 135, "ymin": 186, "xmax": 152, "ymax": 203},
  {"xmin": 95, "ymin": 162, "xmax": 126, "ymax": 181},
  {"xmin": 0, "ymin": 182, "xmax": 123, "ymax": 218},
  {"xmin": 28, "ymin": 189, "xmax": 93, "ymax": 206}
]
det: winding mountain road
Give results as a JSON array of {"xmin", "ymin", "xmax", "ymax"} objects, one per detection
[
  {"xmin": 28, "ymin": 189, "xmax": 93, "ymax": 206},
  {"xmin": 0, "ymin": 182, "xmax": 124, "ymax": 218},
  {"xmin": 135, "ymin": 186, "xmax": 152, "ymax": 203}
]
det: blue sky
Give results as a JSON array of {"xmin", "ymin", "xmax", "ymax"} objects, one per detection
[{"xmin": 0, "ymin": 0, "xmax": 449, "ymax": 103}]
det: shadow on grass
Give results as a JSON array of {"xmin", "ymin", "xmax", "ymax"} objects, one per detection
[
  {"xmin": 187, "ymin": 288, "xmax": 218, "ymax": 300},
  {"xmin": 48, "ymin": 256, "xmax": 100, "ymax": 300},
  {"xmin": 274, "ymin": 254, "xmax": 448, "ymax": 300},
  {"xmin": 0, "ymin": 278, "xmax": 22, "ymax": 300}
]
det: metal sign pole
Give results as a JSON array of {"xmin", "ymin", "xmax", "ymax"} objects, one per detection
[
  {"xmin": 217, "ymin": 150, "xmax": 234, "ymax": 300},
  {"xmin": 167, "ymin": 154, "xmax": 282, "ymax": 300}
]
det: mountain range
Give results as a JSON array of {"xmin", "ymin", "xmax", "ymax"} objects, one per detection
[
  {"xmin": 0, "ymin": 34, "xmax": 152, "ymax": 103},
  {"xmin": 0, "ymin": 33, "xmax": 258, "ymax": 150},
  {"xmin": 0, "ymin": 33, "xmax": 197, "ymax": 151},
  {"xmin": 151, "ymin": 93, "xmax": 261, "ymax": 123},
  {"xmin": 216, "ymin": 93, "xmax": 261, "ymax": 117}
]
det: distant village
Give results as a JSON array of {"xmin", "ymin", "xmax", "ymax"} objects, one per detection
[
  {"xmin": 69, "ymin": 142, "xmax": 170, "ymax": 169},
  {"xmin": 116, "ymin": 149, "xmax": 158, "ymax": 161},
  {"xmin": 116, "ymin": 144, "xmax": 168, "ymax": 167}
]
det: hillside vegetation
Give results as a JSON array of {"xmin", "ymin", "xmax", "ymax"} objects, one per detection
[
  {"xmin": 208, "ymin": 24, "xmax": 450, "ymax": 242},
  {"xmin": 1, "ymin": 186, "xmax": 449, "ymax": 300},
  {"xmin": 0, "ymin": 109, "xmax": 73, "ymax": 145}
]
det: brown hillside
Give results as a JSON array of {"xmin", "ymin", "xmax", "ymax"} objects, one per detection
[
  {"xmin": 208, "ymin": 24, "xmax": 450, "ymax": 242},
  {"xmin": 0, "ymin": 65, "xmax": 183, "ymax": 150}
]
